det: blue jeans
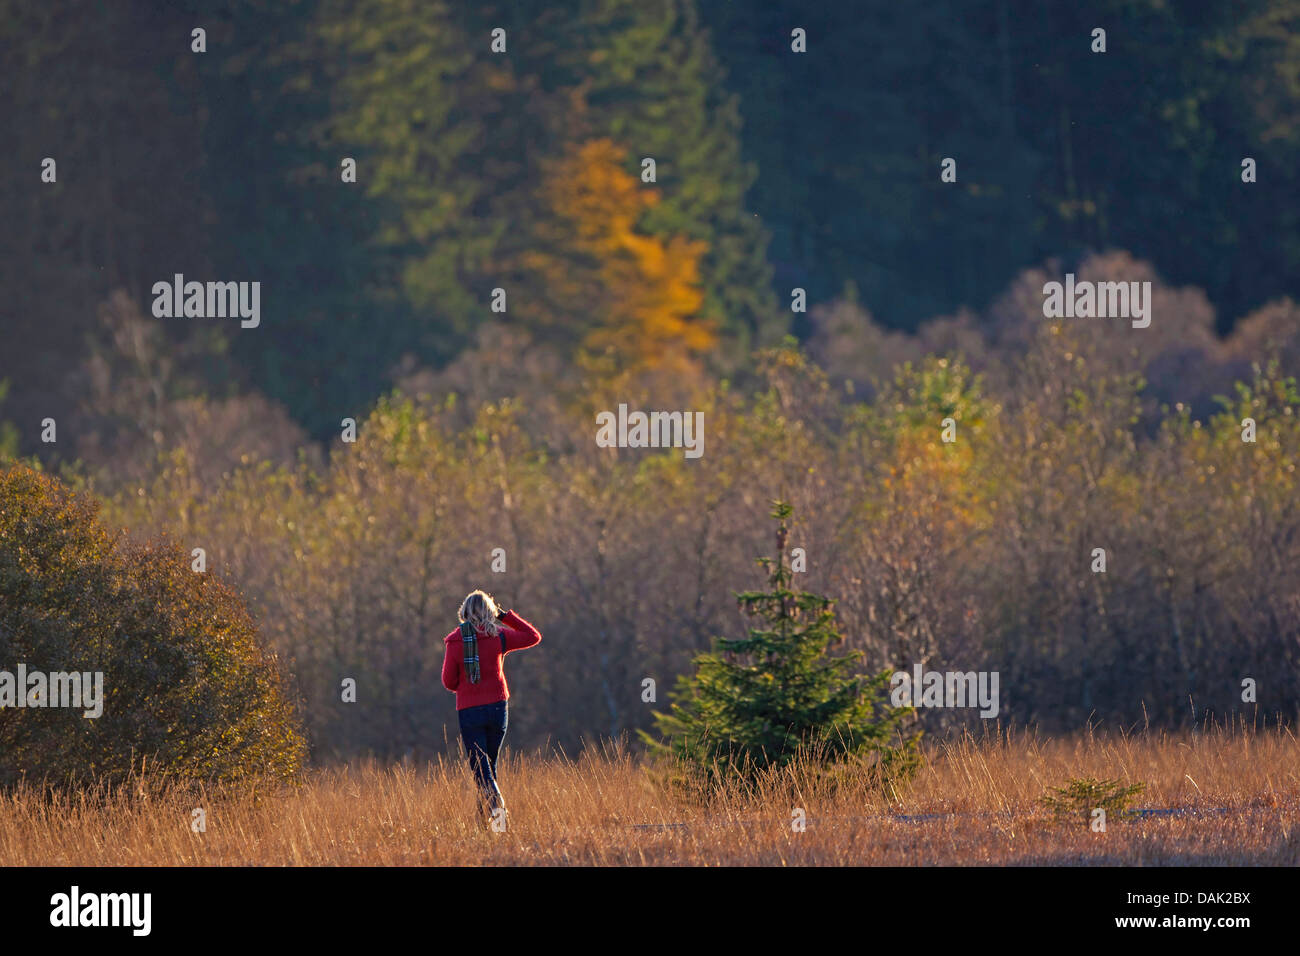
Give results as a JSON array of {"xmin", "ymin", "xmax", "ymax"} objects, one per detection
[{"xmin": 458, "ymin": 700, "xmax": 508, "ymax": 810}]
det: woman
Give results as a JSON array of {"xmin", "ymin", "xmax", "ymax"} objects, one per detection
[{"xmin": 441, "ymin": 590, "xmax": 542, "ymax": 824}]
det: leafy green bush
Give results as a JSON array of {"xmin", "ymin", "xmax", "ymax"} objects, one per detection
[{"xmin": 0, "ymin": 464, "xmax": 306, "ymax": 788}]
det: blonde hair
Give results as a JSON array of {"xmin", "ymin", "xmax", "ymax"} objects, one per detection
[{"xmin": 458, "ymin": 590, "xmax": 501, "ymax": 637}]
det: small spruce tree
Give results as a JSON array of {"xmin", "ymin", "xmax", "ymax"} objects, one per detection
[{"xmin": 643, "ymin": 501, "xmax": 920, "ymax": 787}]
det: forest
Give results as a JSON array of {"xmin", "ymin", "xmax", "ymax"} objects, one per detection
[{"xmin": 3, "ymin": 0, "xmax": 1300, "ymax": 762}]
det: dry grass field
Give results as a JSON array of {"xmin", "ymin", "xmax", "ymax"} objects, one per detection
[{"xmin": 2, "ymin": 726, "xmax": 1296, "ymax": 866}]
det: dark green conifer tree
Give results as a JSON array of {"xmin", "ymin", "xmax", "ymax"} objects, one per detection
[{"xmin": 644, "ymin": 501, "xmax": 919, "ymax": 786}]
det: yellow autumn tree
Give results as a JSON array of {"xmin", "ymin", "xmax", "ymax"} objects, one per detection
[
  {"xmin": 872, "ymin": 356, "xmax": 995, "ymax": 539},
  {"xmin": 517, "ymin": 138, "xmax": 714, "ymax": 373}
]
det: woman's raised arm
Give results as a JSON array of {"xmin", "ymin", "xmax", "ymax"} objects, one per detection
[{"xmin": 499, "ymin": 610, "xmax": 542, "ymax": 652}]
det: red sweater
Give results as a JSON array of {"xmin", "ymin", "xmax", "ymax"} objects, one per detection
[{"xmin": 441, "ymin": 610, "xmax": 542, "ymax": 710}]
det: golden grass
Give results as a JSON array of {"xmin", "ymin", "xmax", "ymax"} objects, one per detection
[{"xmin": 2, "ymin": 725, "xmax": 1297, "ymax": 865}]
